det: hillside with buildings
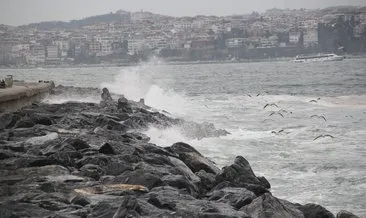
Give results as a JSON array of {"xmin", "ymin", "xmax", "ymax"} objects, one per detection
[{"xmin": 1, "ymin": 6, "xmax": 366, "ymax": 66}]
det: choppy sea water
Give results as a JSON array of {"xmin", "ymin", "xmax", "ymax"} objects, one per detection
[{"xmin": 1, "ymin": 59, "xmax": 366, "ymax": 216}]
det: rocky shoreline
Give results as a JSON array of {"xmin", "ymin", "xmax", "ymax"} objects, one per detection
[{"xmin": 0, "ymin": 86, "xmax": 360, "ymax": 218}]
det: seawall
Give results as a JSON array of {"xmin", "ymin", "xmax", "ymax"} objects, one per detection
[{"xmin": 0, "ymin": 81, "xmax": 55, "ymax": 112}]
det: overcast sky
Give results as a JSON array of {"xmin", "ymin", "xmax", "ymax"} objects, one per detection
[{"xmin": 1, "ymin": 0, "xmax": 365, "ymax": 26}]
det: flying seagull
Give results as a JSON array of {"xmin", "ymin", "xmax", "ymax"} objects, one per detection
[
  {"xmin": 270, "ymin": 112, "xmax": 284, "ymax": 118},
  {"xmin": 311, "ymin": 115, "xmax": 327, "ymax": 122},
  {"xmin": 264, "ymin": 103, "xmax": 279, "ymax": 109},
  {"xmin": 313, "ymin": 134, "xmax": 335, "ymax": 141},
  {"xmin": 271, "ymin": 129, "xmax": 285, "ymax": 135},
  {"xmin": 309, "ymin": 98, "xmax": 321, "ymax": 103}
]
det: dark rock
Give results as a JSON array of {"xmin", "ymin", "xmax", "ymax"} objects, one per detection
[
  {"xmin": 112, "ymin": 169, "xmax": 164, "ymax": 190},
  {"xmin": 216, "ymin": 156, "xmax": 267, "ymax": 188},
  {"xmin": 147, "ymin": 186, "xmax": 250, "ymax": 217},
  {"xmin": 147, "ymin": 186, "xmax": 195, "ymax": 211},
  {"xmin": 0, "ymin": 149, "xmax": 16, "ymax": 160},
  {"xmin": 161, "ymin": 174, "xmax": 199, "ymax": 197},
  {"xmin": 195, "ymin": 170, "xmax": 216, "ymax": 193},
  {"xmin": 241, "ymin": 193, "xmax": 304, "ymax": 218},
  {"xmin": 207, "ymin": 187, "xmax": 256, "ymax": 209},
  {"xmin": 242, "ymin": 183, "xmax": 270, "ymax": 197},
  {"xmin": 65, "ymin": 138, "xmax": 91, "ymax": 151},
  {"xmin": 168, "ymin": 142, "xmax": 221, "ymax": 175},
  {"xmin": 0, "ymin": 201, "xmax": 51, "ymax": 218},
  {"xmin": 174, "ymin": 199, "xmax": 250, "ymax": 218},
  {"xmin": 80, "ymin": 164, "xmax": 105, "ymax": 180},
  {"xmin": 0, "ymin": 143, "xmax": 25, "ymax": 153},
  {"xmin": 0, "ymin": 113, "xmax": 19, "ymax": 130},
  {"xmin": 96, "ymin": 116, "xmax": 128, "ymax": 132},
  {"xmin": 98, "ymin": 142, "xmax": 136, "ymax": 156},
  {"xmin": 30, "ymin": 114, "xmax": 53, "ymax": 126},
  {"xmin": 257, "ymin": 176, "xmax": 271, "ymax": 189},
  {"xmin": 336, "ymin": 210, "xmax": 360, "ymax": 218},
  {"xmin": 298, "ymin": 204, "xmax": 335, "ymax": 218},
  {"xmin": 14, "ymin": 118, "xmax": 35, "ymax": 128},
  {"xmin": 113, "ymin": 196, "xmax": 142, "ymax": 218},
  {"xmin": 77, "ymin": 154, "xmax": 134, "ymax": 176},
  {"xmin": 70, "ymin": 195, "xmax": 91, "ymax": 207}
]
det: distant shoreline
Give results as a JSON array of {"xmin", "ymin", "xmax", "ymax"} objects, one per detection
[{"xmin": 1, "ymin": 54, "xmax": 366, "ymax": 70}]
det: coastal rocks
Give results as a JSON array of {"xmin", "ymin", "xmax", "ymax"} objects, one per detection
[
  {"xmin": 216, "ymin": 156, "xmax": 270, "ymax": 191},
  {"xmin": 336, "ymin": 210, "xmax": 360, "ymax": 218},
  {"xmin": 25, "ymin": 132, "xmax": 59, "ymax": 146},
  {"xmin": 0, "ymin": 86, "xmax": 358, "ymax": 218},
  {"xmin": 298, "ymin": 204, "xmax": 335, "ymax": 218},
  {"xmin": 168, "ymin": 142, "xmax": 221, "ymax": 175},
  {"xmin": 240, "ymin": 193, "xmax": 305, "ymax": 218},
  {"xmin": 207, "ymin": 187, "xmax": 257, "ymax": 209}
]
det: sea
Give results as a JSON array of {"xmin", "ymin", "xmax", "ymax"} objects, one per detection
[{"xmin": 1, "ymin": 58, "xmax": 366, "ymax": 216}]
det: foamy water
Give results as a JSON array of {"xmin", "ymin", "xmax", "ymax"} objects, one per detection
[{"xmin": 1, "ymin": 58, "xmax": 366, "ymax": 216}]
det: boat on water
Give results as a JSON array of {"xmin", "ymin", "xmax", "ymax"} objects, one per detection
[{"xmin": 293, "ymin": 53, "xmax": 344, "ymax": 63}]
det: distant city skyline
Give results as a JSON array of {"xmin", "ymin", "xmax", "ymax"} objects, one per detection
[{"xmin": 1, "ymin": 0, "xmax": 365, "ymax": 26}]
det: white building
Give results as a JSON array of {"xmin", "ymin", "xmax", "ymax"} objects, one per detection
[
  {"xmin": 289, "ymin": 32, "xmax": 301, "ymax": 44},
  {"xmin": 225, "ymin": 38, "xmax": 246, "ymax": 48},
  {"xmin": 95, "ymin": 36, "xmax": 113, "ymax": 56},
  {"xmin": 46, "ymin": 45, "xmax": 58, "ymax": 58},
  {"xmin": 303, "ymin": 30, "xmax": 318, "ymax": 47},
  {"xmin": 128, "ymin": 39, "xmax": 144, "ymax": 55}
]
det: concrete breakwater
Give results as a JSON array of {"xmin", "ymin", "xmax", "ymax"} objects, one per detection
[
  {"xmin": 0, "ymin": 81, "xmax": 55, "ymax": 112},
  {"xmin": 0, "ymin": 86, "xmax": 360, "ymax": 218}
]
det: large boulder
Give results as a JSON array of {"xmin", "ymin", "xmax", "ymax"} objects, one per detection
[
  {"xmin": 216, "ymin": 156, "xmax": 269, "ymax": 189},
  {"xmin": 298, "ymin": 204, "xmax": 335, "ymax": 218},
  {"xmin": 336, "ymin": 210, "xmax": 360, "ymax": 218},
  {"xmin": 168, "ymin": 142, "xmax": 220, "ymax": 175},
  {"xmin": 207, "ymin": 187, "xmax": 257, "ymax": 209},
  {"xmin": 240, "ymin": 193, "xmax": 304, "ymax": 218},
  {"xmin": 146, "ymin": 186, "xmax": 250, "ymax": 218}
]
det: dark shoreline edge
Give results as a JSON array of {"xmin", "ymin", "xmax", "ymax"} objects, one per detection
[{"xmin": 0, "ymin": 86, "xmax": 360, "ymax": 218}]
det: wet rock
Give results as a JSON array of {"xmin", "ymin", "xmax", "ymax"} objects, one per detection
[
  {"xmin": 30, "ymin": 114, "xmax": 53, "ymax": 126},
  {"xmin": 168, "ymin": 142, "xmax": 221, "ymax": 175},
  {"xmin": 207, "ymin": 187, "xmax": 256, "ymax": 209},
  {"xmin": 0, "ymin": 113, "xmax": 19, "ymax": 130},
  {"xmin": 96, "ymin": 116, "xmax": 128, "ymax": 132},
  {"xmin": 80, "ymin": 164, "xmax": 105, "ymax": 180},
  {"xmin": 65, "ymin": 138, "xmax": 91, "ymax": 151},
  {"xmin": 216, "ymin": 156, "xmax": 268, "ymax": 189},
  {"xmin": 112, "ymin": 169, "xmax": 164, "ymax": 190},
  {"xmin": 298, "ymin": 204, "xmax": 335, "ymax": 218},
  {"xmin": 147, "ymin": 186, "xmax": 195, "ymax": 211},
  {"xmin": 257, "ymin": 176, "xmax": 271, "ymax": 189},
  {"xmin": 336, "ymin": 210, "xmax": 360, "ymax": 218},
  {"xmin": 99, "ymin": 142, "xmax": 136, "ymax": 156},
  {"xmin": 113, "ymin": 196, "xmax": 142, "ymax": 218},
  {"xmin": 0, "ymin": 149, "xmax": 16, "ymax": 160},
  {"xmin": 14, "ymin": 118, "xmax": 35, "ymax": 128},
  {"xmin": 161, "ymin": 174, "xmax": 199, "ymax": 197},
  {"xmin": 195, "ymin": 170, "xmax": 216, "ymax": 193},
  {"xmin": 0, "ymin": 201, "xmax": 52, "ymax": 218},
  {"xmin": 240, "ymin": 193, "xmax": 304, "ymax": 218}
]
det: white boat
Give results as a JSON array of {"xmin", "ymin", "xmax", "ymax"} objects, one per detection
[{"xmin": 293, "ymin": 53, "xmax": 344, "ymax": 63}]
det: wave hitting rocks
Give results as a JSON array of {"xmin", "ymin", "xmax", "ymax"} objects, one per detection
[{"xmin": 0, "ymin": 87, "xmax": 360, "ymax": 218}]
